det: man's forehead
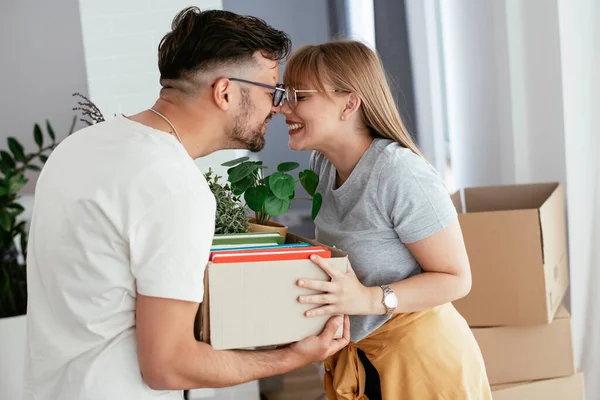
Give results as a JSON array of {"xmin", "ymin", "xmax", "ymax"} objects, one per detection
[{"xmin": 253, "ymin": 52, "xmax": 280, "ymax": 84}]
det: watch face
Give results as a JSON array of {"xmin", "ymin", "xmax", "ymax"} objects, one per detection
[{"xmin": 384, "ymin": 292, "xmax": 398, "ymax": 308}]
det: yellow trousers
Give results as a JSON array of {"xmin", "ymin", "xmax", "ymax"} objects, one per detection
[{"xmin": 323, "ymin": 303, "xmax": 492, "ymax": 399}]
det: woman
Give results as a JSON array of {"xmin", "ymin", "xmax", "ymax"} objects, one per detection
[{"xmin": 281, "ymin": 41, "xmax": 492, "ymax": 399}]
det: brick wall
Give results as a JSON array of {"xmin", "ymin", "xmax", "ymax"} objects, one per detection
[{"xmin": 79, "ymin": 0, "xmax": 222, "ymax": 117}]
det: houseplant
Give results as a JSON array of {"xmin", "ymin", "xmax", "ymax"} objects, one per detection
[
  {"xmin": 203, "ymin": 168, "xmax": 249, "ymax": 235},
  {"xmin": 221, "ymin": 156, "xmax": 322, "ymax": 237},
  {"xmin": 0, "ymin": 118, "xmax": 75, "ymax": 400},
  {"xmin": 0, "ymin": 118, "xmax": 75, "ymax": 318}
]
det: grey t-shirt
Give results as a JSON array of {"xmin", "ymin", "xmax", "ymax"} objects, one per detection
[{"xmin": 310, "ymin": 138, "xmax": 458, "ymax": 342}]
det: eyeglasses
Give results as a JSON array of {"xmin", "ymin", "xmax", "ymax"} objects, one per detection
[
  {"xmin": 284, "ymin": 88, "xmax": 348, "ymax": 108},
  {"xmin": 228, "ymin": 78, "xmax": 286, "ymax": 107}
]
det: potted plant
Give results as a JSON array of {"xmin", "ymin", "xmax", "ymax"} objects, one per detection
[
  {"xmin": 220, "ymin": 157, "xmax": 322, "ymax": 238},
  {"xmin": 0, "ymin": 118, "xmax": 74, "ymax": 399},
  {"xmin": 203, "ymin": 168, "xmax": 249, "ymax": 235}
]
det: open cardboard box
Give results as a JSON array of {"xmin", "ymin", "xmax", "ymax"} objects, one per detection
[
  {"xmin": 195, "ymin": 233, "xmax": 348, "ymax": 350},
  {"xmin": 472, "ymin": 305, "xmax": 575, "ymax": 385},
  {"xmin": 451, "ymin": 182, "xmax": 569, "ymax": 326},
  {"xmin": 492, "ymin": 373, "xmax": 585, "ymax": 400}
]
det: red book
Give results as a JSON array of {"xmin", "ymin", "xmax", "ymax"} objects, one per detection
[{"xmin": 210, "ymin": 246, "xmax": 331, "ymax": 264}]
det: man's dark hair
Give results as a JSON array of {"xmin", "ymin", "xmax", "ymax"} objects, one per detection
[{"xmin": 158, "ymin": 7, "xmax": 291, "ymax": 86}]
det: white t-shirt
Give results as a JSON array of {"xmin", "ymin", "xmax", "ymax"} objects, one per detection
[{"xmin": 23, "ymin": 115, "xmax": 216, "ymax": 400}]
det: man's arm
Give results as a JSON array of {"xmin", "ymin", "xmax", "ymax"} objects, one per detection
[{"xmin": 136, "ymin": 294, "xmax": 349, "ymax": 390}]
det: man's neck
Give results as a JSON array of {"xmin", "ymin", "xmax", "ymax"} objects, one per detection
[{"xmin": 127, "ymin": 99, "xmax": 222, "ymax": 159}]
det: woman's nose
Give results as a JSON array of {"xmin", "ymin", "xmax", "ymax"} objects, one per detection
[{"xmin": 279, "ymin": 100, "xmax": 292, "ymax": 115}]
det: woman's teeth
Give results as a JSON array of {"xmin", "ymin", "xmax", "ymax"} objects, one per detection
[{"xmin": 287, "ymin": 123, "xmax": 304, "ymax": 130}]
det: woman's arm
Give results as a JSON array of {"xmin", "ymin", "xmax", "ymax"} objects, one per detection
[
  {"xmin": 368, "ymin": 220, "xmax": 471, "ymax": 314},
  {"xmin": 298, "ymin": 220, "xmax": 471, "ymax": 316}
]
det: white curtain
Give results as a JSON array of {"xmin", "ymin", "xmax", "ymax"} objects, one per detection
[
  {"xmin": 559, "ymin": 0, "xmax": 600, "ymax": 397},
  {"xmin": 407, "ymin": 0, "xmax": 600, "ymax": 396}
]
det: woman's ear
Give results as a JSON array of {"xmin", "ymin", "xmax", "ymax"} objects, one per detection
[
  {"xmin": 341, "ymin": 92, "xmax": 361, "ymax": 120},
  {"xmin": 212, "ymin": 78, "xmax": 233, "ymax": 111}
]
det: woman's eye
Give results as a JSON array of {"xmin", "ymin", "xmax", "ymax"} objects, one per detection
[{"xmin": 296, "ymin": 96, "xmax": 307, "ymax": 101}]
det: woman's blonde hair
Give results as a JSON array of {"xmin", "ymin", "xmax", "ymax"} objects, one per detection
[{"xmin": 283, "ymin": 40, "xmax": 423, "ymax": 157}]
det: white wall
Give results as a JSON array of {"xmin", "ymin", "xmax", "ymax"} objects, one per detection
[
  {"xmin": 0, "ymin": 0, "xmax": 89, "ymax": 193},
  {"xmin": 77, "ymin": 0, "xmax": 250, "ymax": 180},
  {"xmin": 79, "ymin": 0, "xmax": 222, "ymax": 118}
]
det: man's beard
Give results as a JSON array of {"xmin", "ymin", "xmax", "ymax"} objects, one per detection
[{"xmin": 230, "ymin": 88, "xmax": 270, "ymax": 153}]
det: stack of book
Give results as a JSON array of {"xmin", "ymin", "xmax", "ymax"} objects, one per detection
[{"xmin": 210, "ymin": 232, "xmax": 331, "ymax": 263}]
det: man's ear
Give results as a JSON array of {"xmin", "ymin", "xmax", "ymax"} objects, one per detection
[
  {"xmin": 341, "ymin": 92, "xmax": 362, "ymax": 120},
  {"xmin": 212, "ymin": 78, "xmax": 233, "ymax": 111}
]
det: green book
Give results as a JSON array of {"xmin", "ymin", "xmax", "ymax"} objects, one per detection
[{"xmin": 212, "ymin": 232, "xmax": 284, "ymax": 246}]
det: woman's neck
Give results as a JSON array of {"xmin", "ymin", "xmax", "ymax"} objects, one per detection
[{"xmin": 320, "ymin": 134, "xmax": 374, "ymax": 185}]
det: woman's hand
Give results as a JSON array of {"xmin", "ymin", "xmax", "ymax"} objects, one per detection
[{"xmin": 297, "ymin": 255, "xmax": 384, "ymax": 317}]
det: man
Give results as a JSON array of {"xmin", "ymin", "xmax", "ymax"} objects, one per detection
[{"xmin": 24, "ymin": 7, "xmax": 348, "ymax": 399}]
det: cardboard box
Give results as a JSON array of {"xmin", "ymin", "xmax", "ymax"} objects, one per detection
[
  {"xmin": 451, "ymin": 182, "xmax": 569, "ymax": 326},
  {"xmin": 492, "ymin": 373, "xmax": 585, "ymax": 400},
  {"xmin": 472, "ymin": 306, "xmax": 575, "ymax": 385},
  {"xmin": 197, "ymin": 233, "xmax": 348, "ymax": 350}
]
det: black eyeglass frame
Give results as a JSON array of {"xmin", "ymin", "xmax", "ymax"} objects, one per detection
[{"xmin": 228, "ymin": 78, "xmax": 286, "ymax": 107}]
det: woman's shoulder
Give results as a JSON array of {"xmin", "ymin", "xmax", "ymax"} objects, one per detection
[{"xmin": 374, "ymin": 140, "xmax": 433, "ymax": 172}]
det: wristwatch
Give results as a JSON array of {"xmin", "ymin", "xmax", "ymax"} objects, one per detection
[{"xmin": 380, "ymin": 285, "xmax": 398, "ymax": 315}]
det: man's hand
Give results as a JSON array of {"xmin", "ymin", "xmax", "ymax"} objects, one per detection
[
  {"xmin": 289, "ymin": 315, "xmax": 350, "ymax": 363},
  {"xmin": 136, "ymin": 294, "xmax": 349, "ymax": 390}
]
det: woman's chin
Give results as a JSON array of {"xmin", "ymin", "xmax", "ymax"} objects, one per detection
[{"xmin": 288, "ymin": 138, "xmax": 306, "ymax": 151}]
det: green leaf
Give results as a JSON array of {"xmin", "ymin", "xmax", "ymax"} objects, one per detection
[
  {"xmin": 67, "ymin": 115, "xmax": 77, "ymax": 137},
  {"xmin": 20, "ymin": 225, "xmax": 28, "ymax": 259},
  {"xmin": 221, "ymin": 156, "xmax": 250, "ymax": 167},
  {"xmin": 34, "ymin": 124, "xmax": 43, "ymax": 148},
  {"xmin": 277, "ymin": 162, "xmax": 300, "ymax": 173},
  {"xmin": 244, "ymin": 185, "xmax": 269, "ymax": 212},
  {"xmin": 7, "ymin": 174, "xmax": 28, "ymax": 195},
  {"xmin": 0, "ymin": 162, "xmax": 10, "ymax": 175},
  {"xmin": 0, "ymin": 212, "xmax": 12, "ymax": 232},
  {"xmin": 0, "ymin": 187, "xmax": 7, "ymax": 196},
  {"xmin": 7, "ymin": 138, "xmax": 26, "ymax": 162},
  {"xmin": 26, "ymin": 164, "xmax": 42, "ymax": 171},
  {"xmin": 299, "ymin": 169, "xmax": 319, "ymax": 196},
  {"xmin": 312, "ymin": 192, "xmax": 323, "ymax": 221},
  {"xmin": 0, "ymin": 151, "xmax": 15, "ymax": 168},
  {"xmin": 6, "ymin": 203, "xmax": 25, "ymax": 216},
  {"xmin": 289, "ymin": 189, "xmax": 295, "ymax": 200},
  {"xmin": 264, "ymin": 194, "xmax": 290, "ymax": 216},
  {"xmin": 227, "ymin": 162, "xmax": 259, "ymax": 183},
  {"xmin": 231, "ymin": 176, "xmax": 253, "ymax": 195},
  {"xmin": 39, "ymin": 155, "xmax": 49, "ymax": 163},
  {"xmin": 46, "ymin": 119, "xmax": 56, "ymax": 141},
  {"xmin": 269, "ymin": 172, "xmax": 295, "ymax": 199}
]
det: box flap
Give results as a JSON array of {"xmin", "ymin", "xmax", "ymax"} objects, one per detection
[
  {"xmin": 553, "ymin": 305, "xmax": 570, "ymax": 319},
  {"xmin": 538, "ymin": 183, "xmax": 568, "ymax": 268},
  {"xmin": 450, "ymin": 190, "xmax": 464, "ymax": 214},
  {"xmin": 463, "ymin": 182, "xmax": 559, "ymax": 213},
  {"xmin": 492, "ymin": 373, "xmax": 584, "ymax": 400}
]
